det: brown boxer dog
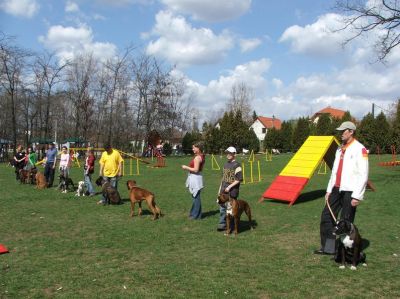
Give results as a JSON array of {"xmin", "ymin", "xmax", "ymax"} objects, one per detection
[
  {"xmin": 217, "ymin": 193, "xmax": 254, "ymax": 235},
  {"xmin": 126, "ymin": 180, "xmax": 161, "ymax": 220},
  {"xmin": 19, "ymin": 169, "xmax": 30, "ymax": 184},
  {"xmin": 35, "ymin": 172, "xmax": 47, "ymax": 189}
]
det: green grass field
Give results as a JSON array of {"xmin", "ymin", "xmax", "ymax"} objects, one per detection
[{"xmin": 1, "ymin": 153, "xmax": 399, "ymax": 298}]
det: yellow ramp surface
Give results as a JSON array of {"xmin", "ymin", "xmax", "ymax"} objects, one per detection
[{"xmin": 280, "ymin": 136, "xmax": 339, "ymax": 179}]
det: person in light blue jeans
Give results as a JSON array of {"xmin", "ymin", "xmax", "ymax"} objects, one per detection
[
  {"xmin": 84, "ymin": 147, "xmax": 96, "ymax": 195},
  {"xmin": 182, "ymin": 141, "xmax": 205, "ymax": 220}
]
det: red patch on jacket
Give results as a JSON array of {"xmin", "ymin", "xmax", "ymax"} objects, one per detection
[{"xmin": 362, "ymin": 148, "xmax": 368, "ymax": 158}]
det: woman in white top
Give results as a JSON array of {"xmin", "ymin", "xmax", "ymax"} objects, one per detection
[{"xmin": 59, "ymin": 146, "xmax": 71, "ymax": 179}]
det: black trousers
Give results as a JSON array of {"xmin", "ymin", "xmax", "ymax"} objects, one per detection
[
  {"xmin": 319, "ymin": 187, "xmax": 357, "ymax": 253},
  {"xmin": 44, "ymin": 163, "xmax": 55, "ymax": 188}
]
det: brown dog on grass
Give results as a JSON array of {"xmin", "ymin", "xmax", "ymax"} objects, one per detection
[
  {"xmin": 35, "ymin": 172, "xmax": 47, "ymax": 189},
  {"xmin": 126, "ymin": 180, "xmax": 161, "ymax": 220},
  {"xmin": 217, "ymin": 193, "xmax": 254, "ymax": 235}
]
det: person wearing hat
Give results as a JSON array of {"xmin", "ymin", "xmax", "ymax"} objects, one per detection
[
  {"xmin": 314, "ymin": 121, "xmax": 369, "ymax": 255},
  {"xmin": 217, "ymin": 146, "xmax": 243, "ymax": 232},
  {"xmin": 97, "ymin": 143, "xmax": 123, "ymax": 205},
  {"xmin": 44, "ymin": 142, "xmax": 58, "ymax": 187}
]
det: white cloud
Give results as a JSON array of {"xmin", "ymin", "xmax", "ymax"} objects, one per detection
[
  {"xmin": 145, "ymin": 10, "xmax": 234, "ymax": 66},
  {"xmin": 0, "ymin": 0, "xmax": 39, "ymax": 18},
  {"xmin": 178, "ymin": 58, "xmax": 270, "ymax": 121},
  {"xmin": 161, "ymin": 0, "xmax": 251, "ymax": 22},
  {"xmin": 65, "ymin": 1, "xmax": 79, "ymax": 13},
  {"xmin": 280, "ymin": 13, "xmax": 351, "ymax": 56},
  {"xmin": 239, "ymin": 38, "xmax": 262, "ymax": 53},
  {"xmin": 39, "ymin": 25, "xmax": 117, "ymax": 63}
]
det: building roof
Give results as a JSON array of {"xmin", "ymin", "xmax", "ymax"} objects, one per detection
[
  {"xmin": 257, "ymin": 116, "xmax": 282, "ymax": 130},
  {"xmin": 313, "ymin": 107, "xmax": 346, "ymax": 119}
]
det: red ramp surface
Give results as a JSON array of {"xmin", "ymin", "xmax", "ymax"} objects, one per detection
[
  {"xmin": 0, "ymin": 244, "xmax": 9, "ymax": 254},
  {"xmin": 262, "ymin": 176, "xmax": 309, "ymax": 205}
]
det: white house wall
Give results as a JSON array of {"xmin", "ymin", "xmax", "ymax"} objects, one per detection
[{"xmin": 250, "ymin": 119, "xmax": 267, "ymax": 141}]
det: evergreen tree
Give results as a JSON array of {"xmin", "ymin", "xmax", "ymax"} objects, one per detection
[
  {"xmin": 252, "ymin": 111, "xmax": 258, "ymax": 122},
  {"xmin": 280, "ymin": 121, "xmax": 293, "ymax": 152},
  {"xmin": 263, "ymin": 127, "xmax": 282, "ymax": 150},
  {"xmin": 358, "ymin": 113, "xmax": 376, "ymax": 152},
  {"xmin": 374, "ymin": 112, "xmax": 390, "ymax": 153},
  {"xmin": 341, "ymin": 111, "xmax": 353, "ymax": 122},
  {"xmin": 391, "ymin": 99, "xmax": 400, "ymax": 149},
  {"xmin": 316, "ymin": 113, "xmax": 331, "ymax": 135},
  {"xmin": 292, "ymin": 117, "xmax": 311, "ymax": 150}
]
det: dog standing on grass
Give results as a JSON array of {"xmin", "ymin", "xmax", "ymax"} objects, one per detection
[
  {"xmin": 58, "ymin": 172, "xmax": 75, "ymax": 193},
  {"xmin": 333, "ymin": 219, "xmax": 367, "ymax": 270},
  {"xmin": 217, "ymin": 192, "xmax": 254, "ymax": 235},
  {"xmin": 126, "ymin": 180, "xmax": 161, "ymax": 220}
]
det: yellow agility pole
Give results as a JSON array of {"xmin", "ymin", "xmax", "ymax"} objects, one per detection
[
  {"xmin": 258, "ymin": 160, "xmax": 261, "ymax": 182},
  {"xmin": 248, "ymin": 150, "xmax": 255, "ymax": 162},
  {"xmin": 265, "ymin": 149, "xmax": 272, "ymax": 162},
  {"xmin": 211, "ymin": 154, "xmax": 220, "ymax": 170},
  {"xmin": 242, "ymin": 161, "xmax": 246, "ymax": 184},
  {"xmin": 318, "ymin": 160, "xmax": 327, "ymax": 175},
  {"xmin": 250, "ymin": 161, "xmax": 254, "ymax": 183}
]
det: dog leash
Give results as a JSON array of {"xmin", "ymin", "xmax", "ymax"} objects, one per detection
[{"xmin": 325, "ymin": 196, "xmax": 337, "ymax": 223}]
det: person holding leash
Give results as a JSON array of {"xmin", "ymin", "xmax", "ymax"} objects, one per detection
[
  {"xmin": 13, "ymin": 145, "xmax": 26, "ymax": 180},
  {"xmin": 182, "ymin": 141, "xmax": 205, "ymax": 220},
  {"xmin": 314, "ymin": 121, "xmax": 369, "ymax": 255},
  {"xmin": 97, "ymin": 144, "xmax": 124, "ymax": 205},
  {"xmin": 217, "ymin": 146, "xmax": 243, "ymax": 231}
]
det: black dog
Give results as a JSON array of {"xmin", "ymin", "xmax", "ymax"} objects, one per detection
[
  {"xmin": 333, "ymin": 219, "xmax": 366, "ymax": 270},
  {"xmin": 58, "ymin": 173, "xmax": 75, "ymax": 193},
  {"xmin": 95, "ymin": 177, "xmax": 121, "ymax": 205}
]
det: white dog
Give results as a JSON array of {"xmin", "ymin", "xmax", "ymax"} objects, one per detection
[{"xmin": 75, "ymin": 181, "xmax": 85, "ymax": 196}]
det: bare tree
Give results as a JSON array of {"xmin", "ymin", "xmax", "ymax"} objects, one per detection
[
  {"xmin": 32, "ymin": 51, "xmax": 68, "ymax": 139},
  {"xmin": 0, "ymin": 33, "xmax": 31, "ymax": 151},
  {"xmin": 65, "ymin": 53, "xmax": 97, "ymax": 141},
  {"xmin": 227, "ymin": 82, "xmax": 254, "ymax": 123},
  {"xmin": 335, "ymin": 0, "xmax": 400, "ymax": 61}
]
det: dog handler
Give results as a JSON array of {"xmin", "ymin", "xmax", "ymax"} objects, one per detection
[
  {"xmin": 182, "ymin": 141, "xmax": 205, "ymax": 220},
  {"xmin": 314, "ymin": 121, "xmax": 369, "ymax": 255},
  {"xmin": 217, "ymin": 146, "xmax": 243, "ymax": 231},
  {"xmin": 97, "ymin": 144, "xmax": 123, "ymax": 205}
]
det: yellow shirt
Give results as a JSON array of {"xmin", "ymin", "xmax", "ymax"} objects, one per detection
[{"xmin": 100, "ymin": 149, "xmax": 124, "ymax": 177}]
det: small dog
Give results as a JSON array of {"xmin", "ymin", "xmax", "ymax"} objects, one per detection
[
  {"xmin": 35, "ymin": 172, "xmax": 47, "ymax": 189},
  {"xmin": 19, "ymin": 169, "xmax": 30, "ymax": 184},
  {"xmin": 95, "ymin": 177, "xmax": 121, "ymax": 204},
  {"xmin": 333, "ymin": 219, "xmax": 367, "ymax": 270},
  {"xmin": 217, "ymin": 193, "xmax": 254, "ymax": 235},
  {"xmin": 58, "ymin": 173, "xmax": 75, "ymax": 193},
  {"xmin": 126, "ymin": 179, "xmax": 161, "ymax": 220},
  {"xmin": 75, "ymin": 181, "xmax": 85, "ymax": 196}
]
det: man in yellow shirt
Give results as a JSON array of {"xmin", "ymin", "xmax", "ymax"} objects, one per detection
[{"xmin": 97, "ymin": 144, "xmax": 124, "ymax": 205}]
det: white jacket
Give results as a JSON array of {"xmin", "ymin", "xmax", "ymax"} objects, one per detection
[{"xmin": 327, "ymin": 139, "xmax": 369, "ymax": 200}]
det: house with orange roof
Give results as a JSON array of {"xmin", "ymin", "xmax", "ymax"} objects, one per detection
[
  {"xmin": 311, "ymin": 106, "xmax": 346, "ymax": 123},
  {"xmin": 250, "ymin": 116, "xmax": 282, "ymax": 145}
]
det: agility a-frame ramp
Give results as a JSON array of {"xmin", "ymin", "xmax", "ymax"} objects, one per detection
[{"xmin": 260, "ymin": 136, "xmax": 339, "ymax": 206}]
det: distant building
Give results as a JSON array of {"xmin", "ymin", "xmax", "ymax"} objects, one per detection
[
  {"xmin": 311, "ymin": 106, "xmax": 346, "ymax": 123},
  {"xmin": 250, "ymin": 116, "xmax": 282, "ymax": 145}
]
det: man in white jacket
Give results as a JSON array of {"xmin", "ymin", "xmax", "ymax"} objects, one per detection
[{"xmin": 314, "ymin": 121, "xmax": 369, "ymax": 255}]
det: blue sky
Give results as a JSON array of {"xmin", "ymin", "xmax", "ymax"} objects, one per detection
[{"xmin": 1, "ymin": 0, "xmax": 399, "ymax": 123}]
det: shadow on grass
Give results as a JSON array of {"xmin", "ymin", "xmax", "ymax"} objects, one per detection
[
  {"xmin": 202, "ymin": 209, "xmax": 219, "ymax": 218},
  {"xmin": 362, "ymin": 238, "xmax": 370, "ymax": 251}
]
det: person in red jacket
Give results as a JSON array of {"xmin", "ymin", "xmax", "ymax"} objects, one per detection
[
  {"xmin": 84, "ymin": 147, "xmax": 96, "ymax": 196},
  {"xmin": 314, "ymin": 121, "xmax": 369, "ymax": 255}
]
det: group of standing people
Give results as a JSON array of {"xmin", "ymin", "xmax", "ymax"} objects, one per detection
[
  {"xmin": 13, "ymin": 145, "xmax": 38, "ymax": 180},
  {"xmin": 12, "ymin": 142, "xmax": 98, "ymax": 196},
  {"xmin": 181, "ymin": 121, "xmax": 369, "ymax": 248},
  {"xmin": 182, "ymin": 142, "xmax": 243, "ymax": 232}
]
